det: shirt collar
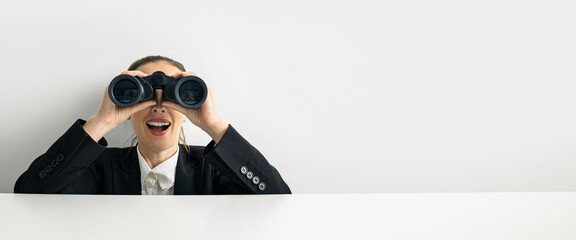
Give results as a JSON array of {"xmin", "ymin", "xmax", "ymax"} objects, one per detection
[{"xmin": 137, "ymin": 145, "xmax": 179, "ymax": 191}]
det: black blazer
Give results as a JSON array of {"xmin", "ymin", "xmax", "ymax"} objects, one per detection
[{"xmin": 14, "ymin": 120, "xmax": 291, "ymax": 194}]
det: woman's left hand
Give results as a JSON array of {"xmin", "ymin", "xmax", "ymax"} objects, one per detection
[{"xmin": 163, "ymin": 72, "xmax": 229, "ymax": 144}]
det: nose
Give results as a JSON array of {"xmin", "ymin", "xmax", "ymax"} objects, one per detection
[{"xmin": 153, "ymin": 89, "xmax": 165, "ymax": 113}]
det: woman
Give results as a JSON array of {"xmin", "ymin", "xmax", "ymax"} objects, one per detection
[{"xmin": 14, "ymin": 56, "xmax": 291, "ymax": 194}]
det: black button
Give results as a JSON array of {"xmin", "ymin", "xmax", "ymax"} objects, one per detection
[
  {"xmin": 57, "ymin": 153, "xmax": 64, "ymax": 161},
  {"xmin": 45, "ymin": 165, "xmax": 52, "ymax": 173},
  {"xmin": 51, "ymin": 159, "xmax": 58, "ymax": 167},
  {"xmin": 39, "ymin": 170, "xmax": 47, "ymax": 179}
]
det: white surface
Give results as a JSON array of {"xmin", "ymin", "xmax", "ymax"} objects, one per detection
[
  {"xmin": 1, "ymin": 0, "xmax": 576, "ymax": 194},
  {"xmin": 0, "ymin": 192, "xmax": 575, "ymax": 239}
]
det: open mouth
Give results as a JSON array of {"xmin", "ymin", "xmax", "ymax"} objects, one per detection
[{"xmin": 146, "ymin": 120, "xmax": 171, "ymax": 136}]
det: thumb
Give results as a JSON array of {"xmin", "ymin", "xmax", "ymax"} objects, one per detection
[
  {"xmin": 162, "ymin": 101, "xmax": 191, "ymax": 115},
  {"xmin": 127, "ymin": 100, "xmax": 156, "ymax": 115}
]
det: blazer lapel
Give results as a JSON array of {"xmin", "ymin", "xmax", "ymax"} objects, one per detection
[
  {"xmin": 114, "ymin": 147, "xmax": 142, "ymax": 195},
  {"xmin": 174, "ymin": 145, "xmax": 204, "ymax": 195}
]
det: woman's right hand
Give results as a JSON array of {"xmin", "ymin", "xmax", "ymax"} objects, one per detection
[{"xmin": 83, "ymin": 71, "xmax": 156, "ymax": 142}]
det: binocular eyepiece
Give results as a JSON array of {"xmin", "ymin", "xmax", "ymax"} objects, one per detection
[{"xmin": 108, "ymin": 71, "xmax": 208, "ymax": 109}]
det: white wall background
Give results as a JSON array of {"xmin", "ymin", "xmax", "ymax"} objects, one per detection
[{"xmin": 0, "ymin": 0, "xmax": 574, "ymax": 193}]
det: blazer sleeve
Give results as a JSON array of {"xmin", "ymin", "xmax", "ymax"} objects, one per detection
[
  {"xmin": 14, "ymin": 119, "xmax": 107, "ymax": 193},
  {"xmin": 202, "ymin": 125, "xmax": 291, "ymax": 194}
]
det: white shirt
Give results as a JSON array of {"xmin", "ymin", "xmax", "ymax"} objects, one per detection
[{"xmin": 137, "ymin": 145, "xmax": 179, "ymax": 195}]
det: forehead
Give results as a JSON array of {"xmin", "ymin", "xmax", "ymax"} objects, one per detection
[{"xmin": 136, "ymin": 61, "xmax": 182, "ymax": 75}]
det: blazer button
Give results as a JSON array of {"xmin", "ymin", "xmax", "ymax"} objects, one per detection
[
  {"xmin": 57, "ymin": 153, "xmax": 64, "ymax": 161},
  {"xmin": 39, "ymin": 170, "xmax": 47, "ymax": 179},
  {"xmin": 258, "ymin": 182, "xmax": 266, "ymax": 191},
  {"xmin": 51, "ymin": 159, "xmax": 59, "ymax": 167},
  {"xmin": 246, "ymin": 171, "xmax": 254, "ymax": 180},
  {"xmin": 45, "ymin": 165, "xmax": 53, "ymax": 173},
  {"xmin": 252, "ymin": 176, "xmax": 260, "ymax": 185},
  {"xmin": 240, "ymin": 166, "xmax": 248, "ymax": 175}
]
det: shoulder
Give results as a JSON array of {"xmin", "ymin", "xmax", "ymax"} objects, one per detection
[
  {"xmin": 93, "ymin": 145, "xmax": 207, "ymax": 166},
  {"xmin": 102, "ymin": 146, "xmax": 132, "ymax": 157},
  {"xmin": 93, "ymin": 146, "xmax": 133, "ymax": 165},
  {"xmin": 180, "ymin": 144, "xmax": 205, "ymax": 159}
]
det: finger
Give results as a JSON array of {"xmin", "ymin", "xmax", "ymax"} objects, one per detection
[
  {"xmin": 169, "ymin": 72, "xmax": 183, "ymax": 78},
  {"xmin": 102, "ymin": 86, "xmax": 114, "ymax": 104},
  {"xmin": 128, "ymin": 100, "xmax": 155, "ymax": 114},
  {"xmin": 204, "ymin": 88, "xmax": 215, "ymax": 106},
  {"xmin": 163, "ymin": 101, "xmax": 192, "ymax": 115},
  {"xmin": 121, "ymin": 70, "xmax": 148, "ymax": 77},
  {"xmin": 171, "ymin": 72, "xmax": 198, "ymax": 78}
]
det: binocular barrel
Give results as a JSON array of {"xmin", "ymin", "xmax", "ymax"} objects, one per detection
[{"xmin": 108, "ymin": 71, "xmax": 208, "ymax": 109}]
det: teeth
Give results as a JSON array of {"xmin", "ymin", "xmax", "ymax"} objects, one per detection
[{"xmin": 147, "ymin": 122, "xmax": 170, "ymax": 127}]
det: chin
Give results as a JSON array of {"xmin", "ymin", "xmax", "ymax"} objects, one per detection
[
  {"xmin": 134, "ymin": 120, "xmax": 182, "ymax": 152},
  {"xmin": 142, "ymin": 141, "xmax": 179, "ymax": 152},
  {"xmin": 138, "ymin": 134, "xmax": 179, "ymax": 151}
]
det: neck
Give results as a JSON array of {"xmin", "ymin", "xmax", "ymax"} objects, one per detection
[{"xmin": 138, "ymin": 144, "xmax": 179, "ymax": 169}]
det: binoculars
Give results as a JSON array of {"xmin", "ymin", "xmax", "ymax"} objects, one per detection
[{"xmin": 108, "ymin": 71, "xmax": 207, "ymax": 109}]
